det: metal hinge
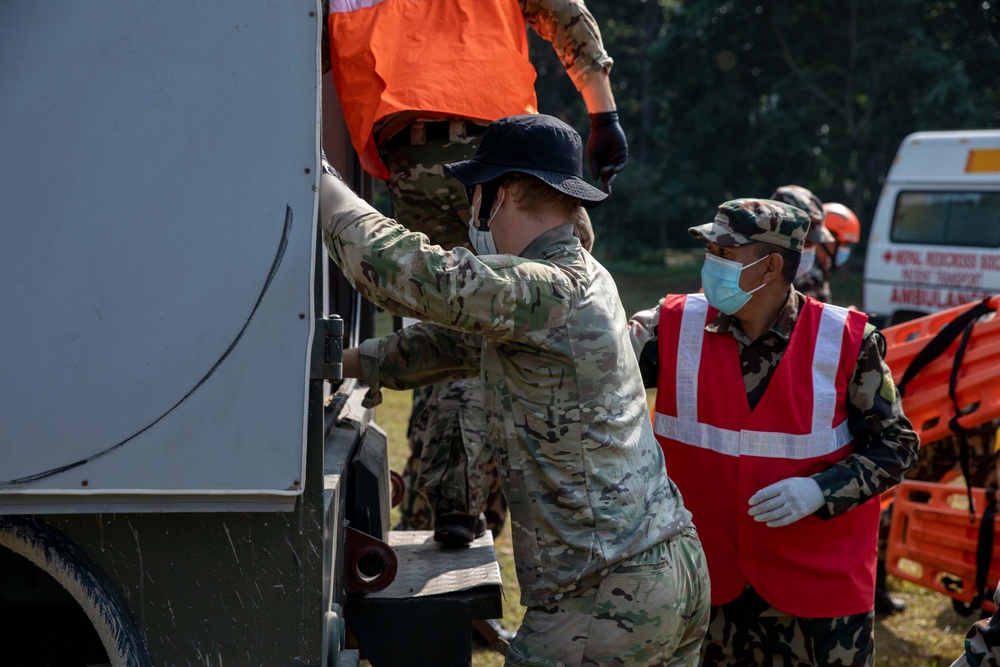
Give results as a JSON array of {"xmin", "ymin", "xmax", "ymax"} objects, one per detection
[{"xmin": 311, "ymin": 315, "xmax": 344, "ymax": 380}]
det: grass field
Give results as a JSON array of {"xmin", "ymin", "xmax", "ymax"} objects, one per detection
[{"xmin": 372, "ymin": 259, "xmax": 973, "ymax": 666}]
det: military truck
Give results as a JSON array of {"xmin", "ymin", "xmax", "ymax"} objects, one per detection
[{"xmin": 0, "ymin": 2, "xmax": 501, "ymax": 665}]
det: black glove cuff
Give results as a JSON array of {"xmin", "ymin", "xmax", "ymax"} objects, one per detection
[
  {"xmin": 320, "ymin": 149, "xmax": 344, "ymax": 181},
  {"xmin": 589, "ymin": 111, "xmax": 620, "ymax": 127},
  {"xmin": 322, "ymin": 159, "xmax": 344, "ymax": 182}
]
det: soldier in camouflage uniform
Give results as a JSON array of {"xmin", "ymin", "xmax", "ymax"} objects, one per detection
[
  {"xmin": 320, "ymin": 114, "xmax": 709, "ymax": 665},
  {"xmin": 327, "ymin": 0, "xmax": 625, "ymax": 545},
  {"xmin": 390, "ymin": 143, "xmax": 596, "ymax": 537},
  {"xmin": 772, "ymin": 185, "xmax": 913, "ymax": 615},
  {"xmin": 770, "ymin": 185, "xmax": 837, "ymax": 303},
  {"xmin": 629, "ymin": 200, "xmax": 919, "ymax": 667}
]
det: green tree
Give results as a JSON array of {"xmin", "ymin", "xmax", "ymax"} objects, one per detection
[{"xmin": 531, "ymin": 0, "xmax": 1000, "ymax": 263}]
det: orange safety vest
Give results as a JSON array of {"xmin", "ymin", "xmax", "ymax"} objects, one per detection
[
  {"xmin": 654, "ymin": 293, "xmax": 878, "ymax": 617},
  {"xmin": 328, "ymin": 0, "xmax": 539, "ymax": 180}
]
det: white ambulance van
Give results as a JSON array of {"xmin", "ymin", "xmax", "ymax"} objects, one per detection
[{"xmin": 864, "ymin": 130, "xmax": 1000, "ymax": 327}]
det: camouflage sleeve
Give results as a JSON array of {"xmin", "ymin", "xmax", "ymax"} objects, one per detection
[
  {"xmin": 951, "ymin": 586, "xmax": 1000, "ymax": 667},
  {"xmin": 519, "ymin": 0, "xmax": 613, "ymax": 91},
  {"xmin": 812, "ymin": 330, "xmax": 920, "ymax": 519},
  {"xmin": 628, "ymin": 303, "xmax": 662, "ymax": 388},
  {"xmin": 321, "ymin": 177, "xmax": 575, "ymax": 338},
  {"xmin": 357, "ymin": 323, "xmax": 481, "ymax": 408}
]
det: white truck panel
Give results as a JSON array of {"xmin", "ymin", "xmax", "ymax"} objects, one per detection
[{"xmin": 0, "ymin": 1, "xmax": 320, "ymax": 511}]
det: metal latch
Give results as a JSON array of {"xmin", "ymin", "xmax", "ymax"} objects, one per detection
[{"xmin": 311, "ymin": 315, "xmax": 344, "ymax": 380}]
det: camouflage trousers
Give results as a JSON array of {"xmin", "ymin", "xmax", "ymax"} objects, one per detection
[
  {"xmin": 700, "ymin": 586, "xmax": 874, "ymax": 667},
  {"xmin": 394, "ymin": 378, "xmax": 507, "ymax": 532},
  {"xmin": 878, "ymin": 422, "xmax": 1000, "ymax": 560},
  {"xmin": 381, "ymin": 129, "xmax": 508, "ymax": 533},
  {"xmin": 504, "ymin": 528, "xmax": 710, "ymax": 667},
  {"xmin": 382, "ymin": 122, "xmax": 483, "ymax": 250}
]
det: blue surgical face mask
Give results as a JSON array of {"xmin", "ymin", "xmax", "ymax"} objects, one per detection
[
  {"xmin": 701, "ymin": 252, "xmax": 769, "ymax": 315},
  {"xmin": 795, "ymin": 248, "xmax": 816, "ymax": 280},
  {"xmin": 835, "ymin": 245, "xmax": 851, "ymax": 267},
  {"xmin": 467, "ymin": 189, "xmax": 504, "ymax": 255}
]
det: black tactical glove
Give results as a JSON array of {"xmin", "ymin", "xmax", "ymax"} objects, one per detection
[
  {"xmin": 586, "ymin": 111, "xmax": 628, "ymax": 194},
  {"xmin": 321, "ymin": 150, "xmax": 344, "ymax": 181}
]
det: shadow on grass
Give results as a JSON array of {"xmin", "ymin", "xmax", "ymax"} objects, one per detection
[{"xmin": 874, "ymin": 581, "xmax": 971, "ymax": 666}]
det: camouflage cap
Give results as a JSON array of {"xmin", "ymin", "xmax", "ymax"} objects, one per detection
[
  {"xmin": 689, "ymin": 198, "xmax": 811, "ymax": 252},
  {"xmin": 770, "ymin": 185, "xmax": 835, "ymax": 244}
]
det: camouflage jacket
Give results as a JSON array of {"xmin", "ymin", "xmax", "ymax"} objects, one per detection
[
  {"xmin": 792, "ymin": 263, "xmax": 831, "ymax": 303},
  {"xmin": 952, "ymin": 585, "xmax": 1000, "ymax": 667},
  {"xmin": 323, "ymin": 186, "xmax": 692, "ymax": 607},
  {"xmin": 629, "ymin": 290, "xmax": 919, "ymax": 519}
]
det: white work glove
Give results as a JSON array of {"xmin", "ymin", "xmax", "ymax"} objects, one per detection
[
  {"xmin": 747, "ymin": 477, "xmax": 824, "ymax": 527},
  {"xmin": 627, "ymin": 306, "xmax": 659, "ymax": 360}
]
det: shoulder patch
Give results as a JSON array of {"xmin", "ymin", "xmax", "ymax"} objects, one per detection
[
  {"xmin": 478, "ymin": 255, "xmax": 517, "ymax": 270},
  {"xmin": 880, "ymin": 372, "xmax": 897, "ymax": 403}
]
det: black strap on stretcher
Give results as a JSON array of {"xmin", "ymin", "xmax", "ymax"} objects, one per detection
[
  {"xmin": 948, "ymin": 488, "xmax": 998, "ymax": 616},
  {"xmin": 897, "ymin": 297, "xmax": 996, "ymax": 614},
  {"xmin": 896, "ymin": 297, "xmax": 993, "ymax": 400},
  {"xmin": 897, "ymin": 297, "xmax": 992, "ymax": 518}
]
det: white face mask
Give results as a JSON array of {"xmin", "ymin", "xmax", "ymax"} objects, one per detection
[
  {"xmin": 835, "ymin": 245, "xmax": 851, "ymax": 267},
  {"xmin": 795, "ymin": 248, "xmax": 816, "ymax": 280},
  {"xmin": 467, "ymin": 189, "xmax": 504, "ymax": 255}
]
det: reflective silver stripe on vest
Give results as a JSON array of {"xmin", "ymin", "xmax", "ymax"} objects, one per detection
[
  {"xmin": 676, "ymin": 293, "xmax": 708, "ymax": 420},
  {"xmin": 653, "ymin": 412, "xmax": 852, "ymax": 459},
  {"xmin": 329, "ymin": 0, "xmax": 386, "ymax": 13},
  {"xmin": 812, "ymin": 303, "xmax": 848, "ymax": 432},
  {"xmin": 655, "ymin": 296, "xmax": 852, "ymax": 459}
]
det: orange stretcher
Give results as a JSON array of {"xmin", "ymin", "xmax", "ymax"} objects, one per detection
[
  {"xmin": 882, "ymin": 295, "xmax": 1000, "ymax": 445},
  {"xmin": 886, "ymin": 480, "xmax": 999, "ymax": 615},
  {"xmin": 880, "ymin": 296, "xmax": 1000, "ymax": 614},
  {"xmin": 879, "ymin": 295, "xmax": 1000, "ymax": 512}
]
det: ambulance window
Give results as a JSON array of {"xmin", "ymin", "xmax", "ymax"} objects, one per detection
[{"xmin": 891, "ymin": 191, "xmax": 1000, "ymax": 247}]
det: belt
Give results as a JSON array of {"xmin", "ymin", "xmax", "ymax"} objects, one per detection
[{"xmin": 381, "ymin": 120, "xmax": 488, "ymax": 152}]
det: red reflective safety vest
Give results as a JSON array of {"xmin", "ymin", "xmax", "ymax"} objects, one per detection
[
  {"xmin": 653, "ymin": 293, "xmax": 878, "ymax": 617},
  {"xmin": 328, "ymin": 0, "xmax": 539, "ymax": 180}
]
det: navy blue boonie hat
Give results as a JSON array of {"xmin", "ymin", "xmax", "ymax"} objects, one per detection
[{"xmin": 445, "ymin": 114, "xmax": 608, "ymax": 208}]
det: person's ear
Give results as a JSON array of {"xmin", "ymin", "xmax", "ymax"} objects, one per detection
[
  {"xmin": 764, "ymin": 253, "xmax": 784, "ymax": 284},
  {"xmin": 491, "ymin": 185, "xmax": 507, "ymax": 217}
]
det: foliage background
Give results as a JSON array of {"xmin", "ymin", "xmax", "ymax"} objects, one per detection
[{"xmin": 528, "ymin": 0, "xmax": 1000, "ymax": 264}]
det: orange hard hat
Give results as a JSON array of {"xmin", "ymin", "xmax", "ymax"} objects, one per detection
[{"xmin": 822, "ymin": 203, "xmax": 861, "ymax": 243}]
